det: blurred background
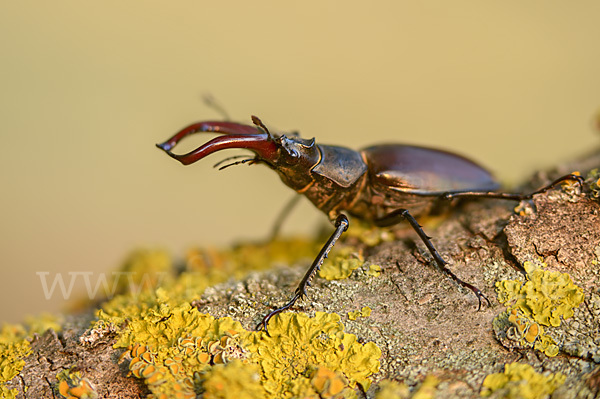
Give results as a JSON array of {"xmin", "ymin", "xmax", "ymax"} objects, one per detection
[{"xmin": 1, "ymin": 1, "xmax": 599, "ymax": 323}]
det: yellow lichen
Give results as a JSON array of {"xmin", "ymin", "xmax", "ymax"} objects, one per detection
[
  {"xmin": 319, "ymin": 247, "xmax": 364, "ymax": 280},
  {"xmin": 103, "ymin": 284, "xmax": 380, "ymax": 399},
  {"xmin": 494, "ymin": 261, "xmax": 584, "ymax": 357},
  {"xmin": 0, "ymin": 313, "xmax": 65, "ymax": 398},
  {"xmin": 587, "ymin": 168, "xmax": 600, "ymax": 199},
  {"xmin": 374, "ymin": 380, "xmax": 411, "ymax": 399},
  {"xmin": 344, "ymin": 219, "xmax": 394, "ymax": 247},
  {"xmin": 367, "ymin": 264, "xmax": 382, "ymax": 277},
  {"xmin": 4, "ymin": 236, "xmax": 380, "ymax": 399},
  {"xmin": 109, "ymin": 290, "xmax": 244, "ymax": 350},
  {"xmin": 412, "ymin": 375, "xmax": 439, "ymax": 399},
  {"xmin": 199, "ymin": 360, "xmax": 265, "ymax": 399},
  {"xmin": 187, "ymin": 238, "xmax": 322, "ymax": 276},
  {"xmin": 122, "ymin": 248, "xmax": 173, "ymax": 288},
  {"xmin": 24, "ymin": 313, "xmax": 63, "ymax": 336},
  {"xmin": 96, "ymin": 237, "xmax": 356, "ymax": 319},
  {"xmin": 91, "ymin": 237, "xmax": 381, "ymax": 399},
  {"xmin": 0, "ymin": 324, "xmax": 31, "ymax": 398},
  {"xmin": 106, "ymin": 290, "xmax": 252, "ymax": 398},
  {"xmin": 374, "ymin": 376, "xmax": 438, "ymax": 399},
  {"xmin": 56, "ymin": 368, "xmax": 98, "ymax": 399},
  {"xmin": 97, "ymin": 238, "xmax": 326, "ymax": 329},
  {"xmin": 245, "ymin": 312, "xmax": 381, "ymax": 398},
  {"xmin": 519, "ymin": 261, "xmax": 584, "ymax": 326},
  {"xmin": 495, "ymin": 279, "xmax": 521, "ymax": 305},
  {"xmin": 481, "ymin": 362, "xmax": 566, "ymax": 398},
  {"xmin": 0, "ymin": 386, "xmax": 17, "ymax": 399},
  {"xmin": 348, "ymin": 306, "xmax": 372, "ymax": 321}
]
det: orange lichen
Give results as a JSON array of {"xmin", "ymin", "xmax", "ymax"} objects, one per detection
[
  {"xmin": 56, "ymin": 368, "xmax": 98, "ymax": 399},
  {"xmin": 310, "ymin": 366, "xmax": 350, "ymax": 398}
]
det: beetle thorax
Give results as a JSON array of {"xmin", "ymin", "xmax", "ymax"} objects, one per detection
[{"xmin": 276, "ymin": 143, "xmax": 370, "ymax": 219}]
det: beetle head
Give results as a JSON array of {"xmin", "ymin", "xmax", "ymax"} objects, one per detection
[
  {"xmin": 268, "ymin": 133, "xmax": 320, "ymax": 190},
  {"xmin": 156, "ymin": 116, "xmax": 321, "ymax": 191}
]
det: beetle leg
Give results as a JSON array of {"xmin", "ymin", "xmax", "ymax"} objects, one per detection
[
  {"xmin": 256, "ymin": 214, "xmax": 349, "ymax": 334},
  {"xmin": 440, "ymin": 173, "xmax": 584, "ymax": 201},
  {"xmin": 269, "ymin": 194, "xmax": 302, "ymax": 240},
  {"xmin": 375, "ymin": 209, "xmax": 491, "ymax": 310},
  {"xmin": 202, "ymin": 94, "xmax": 231, "ymax": 121}
]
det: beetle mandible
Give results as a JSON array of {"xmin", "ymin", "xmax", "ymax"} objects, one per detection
[{"xmin": 156, "ymin": 116, "xmax": 582, "ymax": 333}]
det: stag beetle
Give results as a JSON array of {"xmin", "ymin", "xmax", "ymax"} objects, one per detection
[{"xmin": 156, "ymin": 116, "xmax": 582, "ymax": 332}]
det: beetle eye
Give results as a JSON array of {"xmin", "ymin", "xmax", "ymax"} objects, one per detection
[
  {"xmin": 285, "ymin": 148, "xmax": 300, "ymax": 164},
  {"xmin": 278, "ymin": 145, "xmax": 299, "ymax": 165}
]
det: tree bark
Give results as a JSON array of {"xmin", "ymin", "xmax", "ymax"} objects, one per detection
[{"xmin": 6, "ymin": 147, "xmax": 600, "ymax": 399}]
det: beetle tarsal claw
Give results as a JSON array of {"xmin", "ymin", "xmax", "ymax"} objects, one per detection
[{"xmin": 479, "ymin": 291, "xmax": 492, "ymax": 310}]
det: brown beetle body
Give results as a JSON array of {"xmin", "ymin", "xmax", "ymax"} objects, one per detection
[{"xmin": 234, "ymin": 137, "xmax": 500, "ymax": 222}]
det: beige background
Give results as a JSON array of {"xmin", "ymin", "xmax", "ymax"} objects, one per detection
[{"xmin": 1, "ymin": 1, "xmax": 599, "ymax": 323}]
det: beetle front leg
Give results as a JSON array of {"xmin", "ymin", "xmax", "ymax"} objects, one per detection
[
  {"xmin": 256, "ymin": 214, "xmax": 349, "ymax": 334},
  {"xmin": 375, "ymin": 209, "xmax": 491, "ymax": 310}
]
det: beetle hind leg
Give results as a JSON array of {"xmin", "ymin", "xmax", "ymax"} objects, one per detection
[
  {"xmin": 441, "ymin": 172, "xmax": 584, "ymax": 201},
  {"xmin": 375, "ymin": 209, "xmax": 491, "ymax": 310}
]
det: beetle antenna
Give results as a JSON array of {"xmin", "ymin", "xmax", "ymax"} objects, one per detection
[
  {"xmin": 202, "ymin": 94, "xmax": 231, "ymax": 121},
  {"xmin": 217, "ymin": 157, "xmax": 258, "ymax": 170},
  {"xmin": 213, "ymin": 155, "xmax": 250, "ymax": 169},
  {"xmin": 251, "ymin": 115, "xmax": 275, "ymax": 141}
]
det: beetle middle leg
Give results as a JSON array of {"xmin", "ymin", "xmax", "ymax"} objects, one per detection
[
  {"xmin": 374, "ymin": 209, "xmax": 491, "ymax": 310},
  {"xmin": 257, "ymin": 214, "xmax": 349, "ymax": 334}
]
